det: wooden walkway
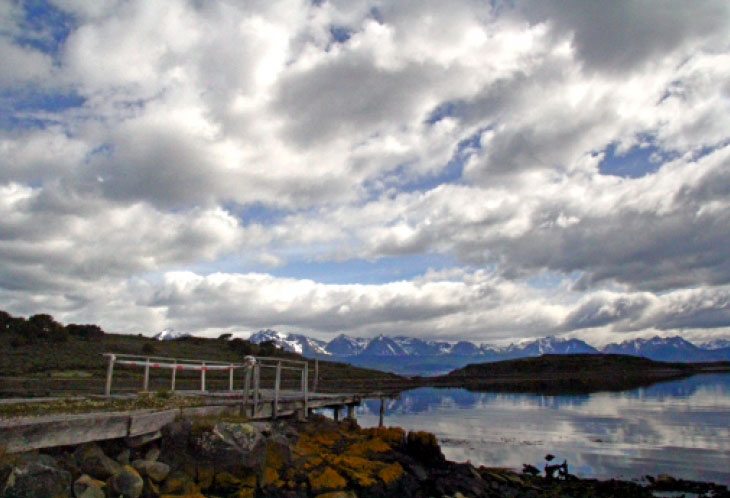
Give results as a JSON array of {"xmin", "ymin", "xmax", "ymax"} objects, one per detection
[
  {"xmin": 0, "ymin": 388, "xmax": 377, "ymax": 453},
  {"xmin": 0, "ymin": 352, "xmax": 394, "ymax": 453}
]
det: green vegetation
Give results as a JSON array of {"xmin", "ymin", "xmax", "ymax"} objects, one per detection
[
  {"xmin": 433, "ymin": 353, "xmax": 730, "ymax": 394},
  {"xmin": 0, "ymin": 309, "xmax": 406, "ymax": 398},
  {"xmin": 0, "ymin": 393, "xmax": 219, "ymax": 419}
]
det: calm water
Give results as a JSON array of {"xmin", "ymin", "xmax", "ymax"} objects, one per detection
[{"xmin": 354, "ymin": 374, "xmax": 730, "ymax": 485}]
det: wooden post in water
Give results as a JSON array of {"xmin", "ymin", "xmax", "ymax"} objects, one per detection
[
  {"xmin": 229, "ymin": 365, "xmax": 234, "ymax": 391},
  {"xmin": 201, "ymin": 363, "xmax": 206, "ymax": 392},
  {"xmin": 143, "ymin": 357, "xmax": 150, "ymax": 392},
  {"xmin": 378, "ymin": 397, "xmax": 385, "ymax": 427},
  {"xmin": 274, "ymin": 361, "xmax": 282, "ymax": 419},
  {"xmin": 171, "ymin": 361, "xmax": 177, "ymax": 392},
  {"xmin": 104, "ymin": 354, "xmax": 115, "ymax": 397},
  {"xmin": 253, "ymin": 363, "xmax": 260, "ymax": 417}
]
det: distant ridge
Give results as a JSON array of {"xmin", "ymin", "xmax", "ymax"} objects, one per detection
[{"xmin": 244, "ymin": 330, "xmax": 730, "ymax": 376}]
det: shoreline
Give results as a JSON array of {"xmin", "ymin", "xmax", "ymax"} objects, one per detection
[{"xmin": 2, "ymin": 413, "xmax": 729, "ymax": 498}]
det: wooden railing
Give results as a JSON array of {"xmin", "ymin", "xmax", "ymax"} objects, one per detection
[{"xmin": 101, "ymin": 353, "xmax": 312, "ymax": 418}]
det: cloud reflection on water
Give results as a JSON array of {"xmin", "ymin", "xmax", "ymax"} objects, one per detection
[{"xmin": 355, "ymin": 373, "xmax": 730, "ymax": 484}]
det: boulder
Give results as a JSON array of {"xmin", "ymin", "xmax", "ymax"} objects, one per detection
[
  {"xmin": 125, "ymin": 431, "xmax": 162, "ymax": 448},
  {"xmin": 108, "ymin": 465, "xmax": 144, "ymax": 498},
  {"xmin": 144, "ymin": 446, "xmax": 160, "ymax": 462},
  {"xmin": 73, "ymin": 474, "xmax": 106, "ymax": 498},
  {"xmin": 2, "ymin": 461, "xmax": 72, "ymax": 498},
  {"xmin": 160, "ymin": 470, "xmax": 198, "ymax": 495},
  {"xmin": 190, "ymin": 422, "xmax": 266, "ymax": 470},
  {"xmin": 74, "ymin": 443, "xmax": 121, "ymax": 480},
  {"xmin": 132, "ymin": 459, "xmax": 170, "ymax": 482},
  {"xmin": 116, "ymin": 448, "xmax": 131, "ymax": 465},
  {"xmin": 406, "ymin": 431, "xmax": 445, "ymax": 466}
]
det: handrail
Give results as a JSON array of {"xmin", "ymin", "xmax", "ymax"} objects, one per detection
[{"xmin": 101, "ymin": 352, "xmax": 312, "ymax": 420}]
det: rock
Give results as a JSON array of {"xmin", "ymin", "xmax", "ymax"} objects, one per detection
[
  {"xmin": 109, "ymin": 465, "xmax": 144, "ymax": 498},
  {"xmin": 314, "ymin": 492, "xmax": 357, "ymax": 498},
  {"xmin": 160, "ymin": 470, "xmax": 198, "ymax": 495},
  {"xmin": 308, "ymin": 467, "xmax": 347, "ymax": 493},
  {"xmin": 126, "ymin": 430, "xmax": 162, "ymax": 448},
  {"xmin": 116, "ymin": 448, "xmax": 131, "ymax": 465},
  {"xmin": 3, "ymin": 461, "xmax": 72, "ymax": 498},
  {"xmin": 190, "ymin": 422, "xmax": 266, "ymax": 471},
  {"xmin": 406, "ymin": 430, "xmax": 445, "ymax": 466},
  {"xmin": 213, "ymin": 471, "xmax": 241, "ymax": 491},
  {"xmin": 74, "ymin": 442, "xmax": 121, "ymax": 480},
  {"xmin": 144, "ymin": 446, "xmax": 160, "ymax": 462},
  {"xmin": 132, "ymin": 459, "xmax": 170, "ymax": 482},
  {"xmin": 73, "ymin": 474, "xmax": 106, "ymax": 498},
  {"xmin": 195, "ymin": 465, "xmax": 214, "ymax": 490},
  {"xmin": 143, "ymin": 477, "xmax": 159, "ymax": 498}
]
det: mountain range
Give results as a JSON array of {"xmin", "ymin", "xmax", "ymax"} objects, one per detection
[
  {"xmin": 152, "ymin": 327, "xmax": 730, "ymax": 376},
  {"xmin": 242, "ymin": 330, "xmax": 730, "ymax": 376}
]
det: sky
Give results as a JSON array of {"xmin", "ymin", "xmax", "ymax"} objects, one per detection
[{"xmin": 2, "ymin": 0, "xmax": 730, "ymax": 346}]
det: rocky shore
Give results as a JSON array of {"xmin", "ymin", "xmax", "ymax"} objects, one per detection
[{"xmin": 1, "ymin": 414, "xmax": 728, "ymax": 498}]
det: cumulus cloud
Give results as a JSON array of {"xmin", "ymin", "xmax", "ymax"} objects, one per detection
[{"xmin": 1, "ymin": 0, "xmax": 730, "ymax": 343}]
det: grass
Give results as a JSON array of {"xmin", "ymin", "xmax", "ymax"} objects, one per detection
[
  {"xmin": 0, "ymin": 392, "xmax": 222, "ymax": 419},
  {"xmin": 0, "ymin": 331, "xmax": 407, "ymax": 398}
]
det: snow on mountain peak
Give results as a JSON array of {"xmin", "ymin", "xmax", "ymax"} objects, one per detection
[{"xmin": 153, "ymin": 328, "xmax": 190, "ymax": 340}]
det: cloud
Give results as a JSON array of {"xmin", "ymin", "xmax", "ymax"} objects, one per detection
[{"xmin": 1, "ymin": 0, "xmax": 730, "ymax": 345}]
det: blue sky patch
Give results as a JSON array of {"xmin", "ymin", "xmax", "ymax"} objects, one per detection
[
  {"xmin": 329, "ymin": 26, "xmax": 352, "ymax": 43},
  {"xmin": 598, "ymin": 139, "xmax": 671, "ymax": 178},
  {"xmin": 13, "ymin": 0, "xmax": 74, "ymax": 58},
  {"xmin": 226, "ymin": 201, "xmax": 293, "ymax": 226}
]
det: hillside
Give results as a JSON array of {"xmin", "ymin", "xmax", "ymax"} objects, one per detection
[
  {"xmin": 0, "ymin": 310, "xmax": 408, "ymax": 397},
  {"xmin": 432, "ymin": 354, "xmax": 730, "ymax": 394}
]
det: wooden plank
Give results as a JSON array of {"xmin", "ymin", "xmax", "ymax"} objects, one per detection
[
  {"xmin": 129, "ymin": 409, "xmax": 178, "ymax": 437},
  {"xmin": 0, "ymin": 411, "xmax": 135, "ymax": 453}
]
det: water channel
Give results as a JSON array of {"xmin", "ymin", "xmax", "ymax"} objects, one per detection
[{"xmin": 354, "ymin": 373, "xmax": 730, "ymax": 485}]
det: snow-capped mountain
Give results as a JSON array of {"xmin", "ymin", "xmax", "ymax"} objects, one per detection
[
  {"xmin": 504, "ymin": 336, "xmax": 599, "ymax": 357},
  {"xmin": 248, "ymin": 329, "xmax": 329, "ymax": 356},
  {"xmin": 325, "ymin": 334, "xmax": 369, "ymax": 356},
  {"xmin": 601, "ymin": 336, "xmax": 712, "ymax": 362},
  {"xmin": 392, "ymin": 336, "xmax": 452, "ymax": 356},
  {"xmin": 700, "ymin": 339, "xmax": 730, "ymax": 350},
  {"xmin": 360, "ymin": 335, "xmax": 406, "ymax": 356},
  {"xmin": 450, "ymin": 341, "xmax": 481, "ymax": 356},
  {"xmin": 240, "ymin": 328, "xmax": 730, "ymax": 375},
  {"xmin": 153, "ymin": 328, "xmax": 190, "ymax": 340}
]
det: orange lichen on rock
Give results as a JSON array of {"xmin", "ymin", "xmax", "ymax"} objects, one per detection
[
  {"xmin": 234, "ymin": 488, "xmax": 255, "ymax": 498},
  {"xmin": 347, "ymin": 437, "xmax": 391, "ymax": 456},
  {"xmin": 309, "ymin": 466, "xmax": 347, "ymax": 493},
  {"xmin": 262, "ymin": 466, "xmax": 283, "ymax": 487},
  {"xmin": 377, "ymin": 462, "xmax": 404, "ymax": 484},
  {"xmin": 213, "ymin": 471, "xmax": 241, "ymax": 490},
  {"xmin": 363, "ymin": 426, "xmax": 405, "ymax": 447}
]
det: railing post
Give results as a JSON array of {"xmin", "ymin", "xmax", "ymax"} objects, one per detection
[
  {"xmin": 303, "ymin": 362, "xmax": 309, "ymax": 417},
  {"xmin": 253, "ymin": 363, "xmax": 260, "ymax": 416},
  {"xmin": 105, "ymin": 354, "xmax": 115, "ymax": 397},
  {"xmin": 241, "ymin": 365, "xmax": 252, "ymax": 417},
  {"xmin": 313, "ymin": 358, "xmax": 319, "ymax": 392},
  {"xmin": 201, "ymin": 362, "xmax": 206, "ymax": 392},
  {"xmin": 143, "ymin": 357, "xmax": 150, "ymax": 392},
  {"xmin": 171, "ymin": 361, "xmax": 177, "ymax": 392},
  {"xmin": 229, "ymin": 364, "xmax": 234, "ymax": 391},
  {"xmin": 274, "ymin": 361, "xmax": 281, "ymax": 419}
]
